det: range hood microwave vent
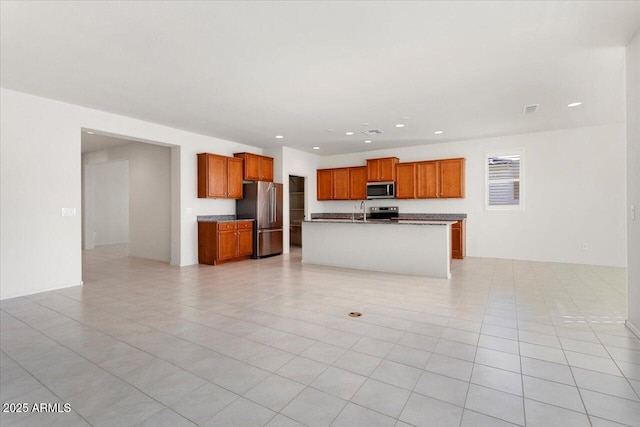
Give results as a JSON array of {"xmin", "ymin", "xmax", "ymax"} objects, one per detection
[{"xmin": 362, "ymin": 129, "xmax": 384, "ymax": 135}]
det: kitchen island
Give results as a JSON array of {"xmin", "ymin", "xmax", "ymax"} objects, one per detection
[{"xmin": 302, "ymin": 219, "xmax": 456, "ymax": 278}]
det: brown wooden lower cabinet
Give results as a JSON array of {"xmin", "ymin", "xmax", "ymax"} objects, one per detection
[
  {"xmin": 451, "ymin": 220, "xmax": 466, "ymax": 259},
  {"xmin": 198, "ymin": 220, "xmax": 254, "ymax": 265}
]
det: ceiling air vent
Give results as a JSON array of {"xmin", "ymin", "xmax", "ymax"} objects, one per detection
[
  {"xmin": 362, "ymin": 129, "xmax": 384, "ymax": 135},
  {"xmin": 522, "ymin": 104, "xmax": 539, "ymax": 115}
]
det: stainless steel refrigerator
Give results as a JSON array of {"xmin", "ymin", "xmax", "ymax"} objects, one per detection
[{"xmin": 236, "ymin": 181, "xmax": 283, "ymax": 258}]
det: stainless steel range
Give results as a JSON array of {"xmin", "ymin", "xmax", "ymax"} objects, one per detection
[{"xmin": 369, "ymin": 206, "xmax": 399, "ymax": 220}]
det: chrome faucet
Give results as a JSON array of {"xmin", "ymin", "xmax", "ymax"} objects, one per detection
[{"xmin": 360, "ymin": 200, "xmax": 367, "ymax": 222}]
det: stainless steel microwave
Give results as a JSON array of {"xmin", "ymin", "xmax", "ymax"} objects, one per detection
[{"xmin": 366, "ymin": 181, "xmax": 396, "ymax": 199}]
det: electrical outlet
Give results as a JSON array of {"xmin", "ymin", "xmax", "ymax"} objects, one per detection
[
  {"xmin": 581, "ymin": 243, "xmax": 588, "ymax": 251},
  {"xmin": 61, "ymin": 208, "xmax": 76, "ymax": 217}
]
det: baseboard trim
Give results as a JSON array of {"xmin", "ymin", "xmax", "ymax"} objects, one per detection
[
  {"xmin": 625, "ymin": 319, "xmax": 640, "ymax": 339},
  {"xmin": 0, "ymin": 281, "xmax": 83, "ymax": 301}
]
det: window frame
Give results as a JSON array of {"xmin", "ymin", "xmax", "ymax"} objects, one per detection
[{"xmin": 485, "ymin": 149, "xmax": 524, "ymax": 211}]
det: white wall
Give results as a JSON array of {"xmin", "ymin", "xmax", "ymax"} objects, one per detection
[
  {"xmin": 0, "ymin": 88, "xmax": 260, "ymax": 299},
  {"xmin": 88, "ymin": 160, "xmax": 130, "ymax": 247},
  {"xmin": 83, "ymin": 142, "xmax": 172, "ymax": 262},
  {"xmin": 318, "ymin": 124, "xmax": 627, "ymax": 267},
  {"xmin": 0, "ymin": 86, "xmax": 629, "ymax": 299},
  {"xmin": 627, "ymin": 29, "xmax": 640, "ymax": 336},
  {"xmin": 265, "ymin": 146, "xmax": 321, "ymax": 253}
]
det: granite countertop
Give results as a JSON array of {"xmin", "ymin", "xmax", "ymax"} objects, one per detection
[
  {"xmin": 310, "ymin": 213, "xmax": 467, "ymax": 221},
  {"xmin": 304, "ymin": 219, "xmax": 455, "ymax": 226},
  {"xmin": 395, "ymin": 213, "xmax": 466, "ymax": 221},
  {"xmin": 197, "ymin": 215, "xmax": 255, "ymax": 223}
]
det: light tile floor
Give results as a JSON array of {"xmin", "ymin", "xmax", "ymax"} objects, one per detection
[{"xmin": 2, "ymin": 244, "xmax": 640, "ymax": 426}]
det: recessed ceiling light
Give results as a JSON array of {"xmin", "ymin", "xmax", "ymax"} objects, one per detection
[
  {"xmin": 87, "ymin": 131, "xmax": 95, "ymax": 134},
  {"xmin": 326, "ymin": 129, "xmax": 334, "ymax": 132},
  {"xmin": 275, "ymin": 135, "xmax": 284, "ymax": 139},
  {"xmin": 364, "ymin": 140, "xmax": 372, "ymax": 144},
  {"xmin": 568, "ymin": 102, "xmax": 582, "ymax": 107},
  {"xmin": 395, "ymin": 124, "xmax": 405, "ymax": 128},
  {"xmin": 345, "ymin": 131, "xmax": 354, "ymax": 135},
  {"xmin": 313, "ymin": 146, "xmax": 320, "ymax": 150},
  {"xmin": 361, "ymin": 123, "xmax": 370, "ymax": 126},
  {"xmin": 434, "ymin": 130, "xmax": 444, "ymax": 135}
]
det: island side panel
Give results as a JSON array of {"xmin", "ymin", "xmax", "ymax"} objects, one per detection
[{"xmin": 302, "ymin": 221, "xmax": 451, "ymax": 278}]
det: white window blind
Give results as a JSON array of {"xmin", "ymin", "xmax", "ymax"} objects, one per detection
[{"xmin": 487, "ymin": 153, "xmax": 522, "ymax": 209}]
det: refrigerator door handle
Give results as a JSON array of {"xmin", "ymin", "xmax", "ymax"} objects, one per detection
[
  {"xmin": 273, "ymin": 187, "xmax": 277, "ymax": 223},
  {"xmin": 270, "ymin": 186, "xmax": 275, "ymax": 223},
  {"xmin": 268, "ymin": 187, "xmax": 272, "ymax": 223}
]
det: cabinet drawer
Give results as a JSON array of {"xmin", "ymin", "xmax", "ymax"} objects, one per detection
[
  {"xmin": 237, "ymin": 221, "xmax": 253, "ymax": 230},
  {"xmin": 217, "ymin": 222, "xmax": 237, "ymax": 231}
]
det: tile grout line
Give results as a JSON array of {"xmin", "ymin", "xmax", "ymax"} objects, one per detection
[
  {"xmin": 2, "ymin": 300, "xmax": 251, "ymax": 426},
  {"xmin": 0, "ymin": 310, "xmax": 188, "ymax": 426},
  {"xmin": 0, "ymin": 346, "xmax": 93, "ymax": 426},
  {"xmin": 4, "ymin": 250, "xmax": 637, "ymax": 426}
]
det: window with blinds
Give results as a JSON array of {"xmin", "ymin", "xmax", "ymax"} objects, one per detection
[{"xmin": 486, "ymin": 152, "xmax": 522, "ymax": 209}]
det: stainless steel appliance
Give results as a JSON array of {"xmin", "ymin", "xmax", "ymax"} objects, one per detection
[
  {"xmin": 236, "ymin": 182, "xmax": 283, "ymax": 258},
  {"xmin": 370, "ymin": 206, "xmax": 399, "ymax": 220},
  {"xmin": 366, "ymin": 181, "xmax": 396, "ymax": 199}
]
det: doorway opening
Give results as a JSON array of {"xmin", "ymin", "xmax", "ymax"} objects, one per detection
[
  {"xmin": 289, "ymin": 175, "xmax": 305, "ymax": 247},
  {"xmin": 81, "ymin": 130, "xmax": 178, "ymax": 284}
]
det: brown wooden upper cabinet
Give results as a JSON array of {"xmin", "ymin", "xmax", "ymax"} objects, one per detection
[
  {"xmin": 317, "ymin": 168, "xmax": 351, "ymax": 200},
  {"xmin": 332, "ymin": 168, "xmax": 350, "ymax": 200},
  {"xmin": 396, "ymin": 163, "xmax": 417, "ymax": 199},
  {"xmin": 197, "ymin": 153, "xmax": 243, "ymax": 199},
  {"xmin": 439, "ymin": 158, "xmax": 465, "ymax": 198},
  {"xmin": 417, "ymin": 161, "xmax": 439, "ymax": 198},
  {"xmin": 233, "ymin": 152, "xmax": 274, "ymax": 182},
  {"xmin": 317, "ymin": 169, "xmax": 333, "ymax": 201},
  {"xmin": 396, "ymin": 157, "xmax": 465, "ymax": 199},
  {"xmin": 366, "ymin": 157, "xmax": 399, "ymax": 182},
  {"xmin": 349, "ymin": 166, "xmax": 367, "ymax": 200}
]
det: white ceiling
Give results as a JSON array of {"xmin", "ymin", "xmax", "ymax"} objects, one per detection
[{"xmin": 2, "ymin": 1, "xmax": 639, "ymax": 155}]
